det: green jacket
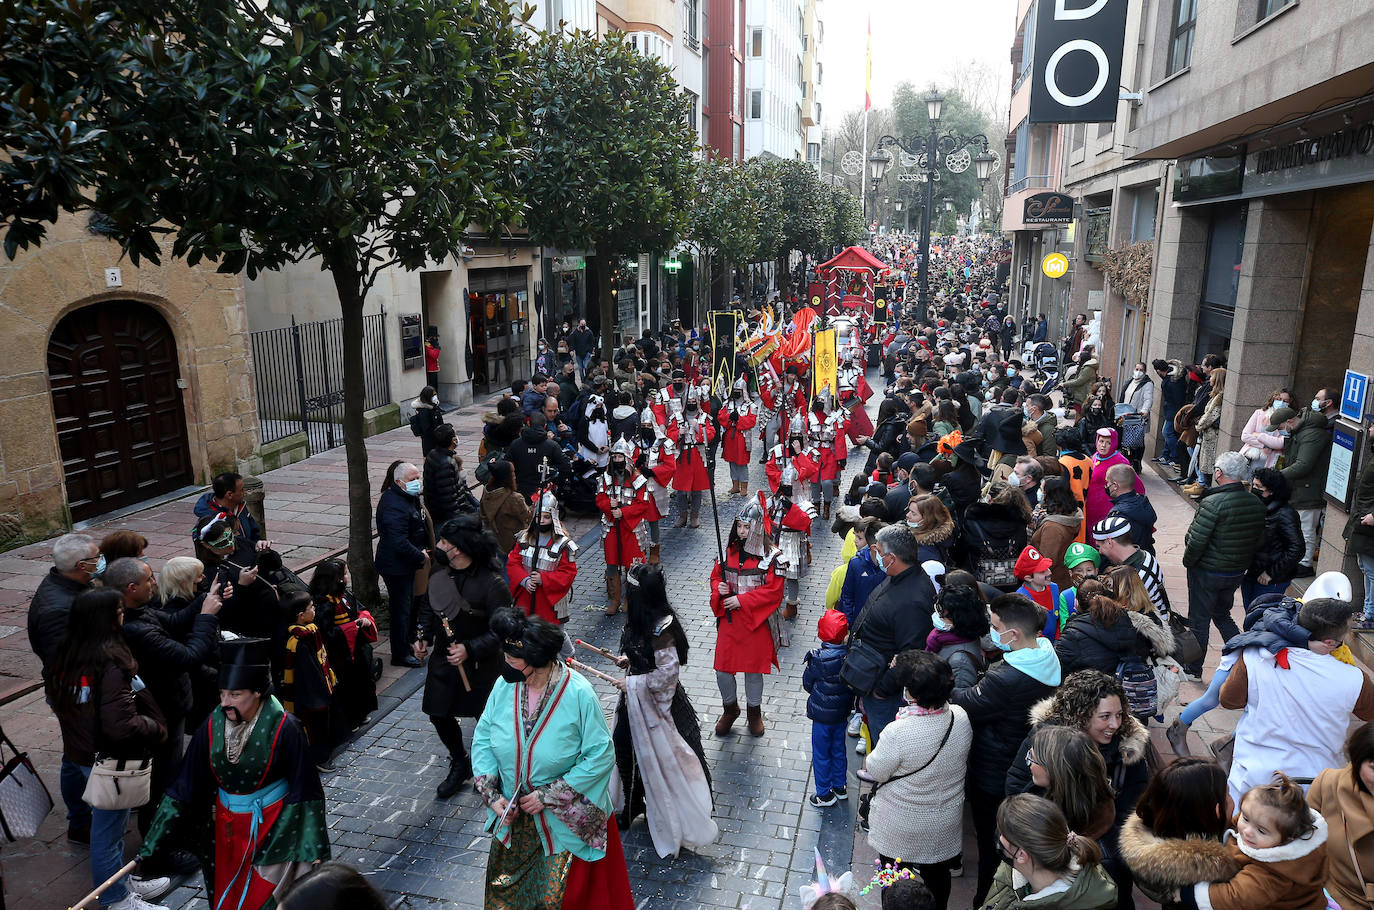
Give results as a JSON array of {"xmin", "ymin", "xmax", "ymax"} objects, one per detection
[
  {"xmin": 980, "ymin": 861, "xmax": 1117, "ymax": 910},
  {"xmin": 1183, "ymin": 482, "xmax": 1267, "ymax": 573},
  {"xmin": 1035, "ymin": 412, "xmax": 1059, "ymax": 457},
  {"xmin": 1062, "ymin": 358, "xmax": 1099, "ymax": 403},
  {"xmin": 1343, "ymin": 432, "xmax": 1374, "ymax": 558},
  {"xmin": 1279, "ymin": 410, "xmax": 1332, "ymax": 509}
]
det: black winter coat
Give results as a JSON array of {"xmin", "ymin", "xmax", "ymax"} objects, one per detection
[
  {"xmin": 26, "ymin": 570, "xmax": 90, "ymax": 676},
  {"xmin": 423, "ymin": 447, "xmax": 467, "ymax": 527},
  {"xmin": 121, "ymin": 601, "xmax": 219, "ymax": 724},
  {"xmin": 1054, "ymin": 611, "xmax": 1142, "ymax": 676},
  {"xmin": 1247, "ymin": 498, "xmax": 1304, "ymax": 584},
  {"xmin": 374, "ymin": 485, "xmax": 428, "ymax": 577},
  {"xmin": 850, "ymin": 564, "xmax": 937, "ymax": 698},
  {"xmin": 950, "ymin": 660, "xmax": 1058, "ymax": 795},
  {"xmin": 1107, "ymin": 491, "xmax": 1157, "ymax": 553},
  {"xmin": 803, "ymin": 643, "xmax": 851, "ymax": 725},
  {"xmin": 417, "ymin": 556, "xmax": 512, "ymax": 718},
  {"xmin": 505, "ymin": 425, "xmax": 572, "ymax": 499}
]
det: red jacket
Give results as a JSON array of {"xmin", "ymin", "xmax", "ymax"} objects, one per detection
[
  {"xmin": 765, "ymin": 448, "xmax": 819, "ymax": 492},
  {"xmin": 667, "ymin": 417, "xmax": 716, "ymax": 491},
  {"xmin": 717, "ymin": 405, "xmax": 758, "ymax": 465},
  {"xmin": 710, "ymin": 548, "xmax": 784, "ymax": 674},
  {"xmin": 507, "ymin": 540, "xmax": 578, "ymax": 624}
]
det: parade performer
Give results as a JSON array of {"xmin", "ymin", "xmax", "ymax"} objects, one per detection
[
  {"xmin": 710, "ymin": 501, "xmax": 786, "ymax": 738},
  {"xmin": 576, "ymin": 392, "xmax": 612, "ymax": 468},
  {"xmin": 635, "ymin": 406, "xmax": 676, "ymax": 564},
  {"xmin": 596, "ymin": 437, "xmax": 652, "ymax": 615},
  {"xmin": 756, "ymin": 369, "xmax": 782, "ymax": 462},
  {"xmin": 809, "ymin": 393, "xmax": 850, "ymax": 521},
  {"xmin": 651, "ymin": 370, "xmax": 689, "ymax": 426},
  {"xmin": 473, "ymin": 610, "xmax": 635, "ymax": 910},
  {"xmin": 768, "ymin": 480, "xmax": 816, "ymax": 622},
  {"xmin": 667, "ymin": 394, "xmax": 716, "ymax": 529},
  {"xmin": 611, "ymin": 564, "xmax": 718, "ymax": 858},
  {"xmin": 141, "ymin": 638, "xmax": 330, "ymax": 910},
  {"xmin": 508, "ymin": 489, "xmax": 579, "ymax": 625},
  {"xmin": 765, "ymin": 413, "xmax": 820, "ymax": 500},
  {"xmin": 719, "ymin": 379, "xmax": 758, "ymax": 497}
]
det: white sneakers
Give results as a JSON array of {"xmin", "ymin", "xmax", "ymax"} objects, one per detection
[
  {"xmin": 107, "ymin": 893, "xmax": 170, "ymax": 910},
  {"xmin": 126, "ymin": 874, "xmax": 172, "ymax": 900}
]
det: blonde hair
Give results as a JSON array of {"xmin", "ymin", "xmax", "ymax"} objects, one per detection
[
  {"xmin": 1209, "ymin": 367, "xmax": 1227, "ymax": 400},
  {"xmin": 159, "ymin": 556, "xmax": 204, "ymax": 602},
  {"xmin": 1103, "ymin": 565, "xmax": 1155, "ymax": 615}
]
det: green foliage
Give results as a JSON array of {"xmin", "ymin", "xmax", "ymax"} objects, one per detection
[
  {"xmin": 830, "ymin": 185, "xmax": 865, "ymax": 249},
  {"xmin": 748, "ymin": 157, "xmax": 834, "ymax": 265},
  {"xmin": 521, "ymin": 31, "xmax": 697, "ymax": 261},
  {"xmin": 888, "ymin": 82, "xmax": 991, "ymax": 225},
  {"xmin": 688, "ymin": 156, "xmax": 761, "ymax": 268}
]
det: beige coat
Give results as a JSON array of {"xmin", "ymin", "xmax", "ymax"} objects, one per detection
[{"xmin": 1308, "ymin": 766, "xmax": 1374, "ymax": 910}]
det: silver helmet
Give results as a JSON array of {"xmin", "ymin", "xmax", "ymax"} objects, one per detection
[{"xmin": 731, "ymin": 500, "xmax": 775, "ymax": 557}]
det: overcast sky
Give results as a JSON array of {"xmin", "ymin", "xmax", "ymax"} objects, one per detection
[{"xmin": 820, "ymin": 0, "xmax": 1017, "ymax": 125}]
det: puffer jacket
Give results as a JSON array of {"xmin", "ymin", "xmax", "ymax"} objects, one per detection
[
  {"xmin": 1343, "ymin": 431, "xmax": 1374, "ymax": 558},
  {"xmin": 913, "ymin": 515, "xmax": 957, "ymax": 567},
  {"xmin": 1247, "ymin": 497, "xmax": 1304, "ymax": 585},
  {"xmin": 802, "ymin": 643, "xmax": 851, "ymax": 725},
  {"xmin": 951, "ymin": 655, "xmax": 1059, "ymax": 795},
  {"xmin": 423, "ymin": 446, "xmax": 465, "ymax": 526},
  {"xmin": 1055, "ymin": 608, "xmax": 1173, "ymax": 676},
  {"xmin": 1118, "ymin": 813, "xmax": 1240, "ymax": 910},
  {"xmin": 1219, "ymin": 594, "xmax": 1310, "ymax": 655},
  {"xmin": 121, "ymin": 601, "xmax": 219, "ymax": 724},
  {"xmin": 1280, "ymin": 410, "xmax": 1332, "ymax": 510},
  {"xmin": 1062, "ymin": 356, "xmax": 1100, "ymax": 404},
  {"xmin": 1182, "ymin": 482, "xmax": 1267, "ymax": 574},
  {"xmin": 26, "ymin": 570, "xmax": 91, "ymax": 676},
  {"xmin": 374, "ymin": 484, "xmax": 428, "ymax": 576}
]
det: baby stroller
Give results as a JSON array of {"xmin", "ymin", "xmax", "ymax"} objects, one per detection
[
  {"xmin": 557, "ymin": 456, "xmax": 602, "ymax": 517},
  {"xmin": 1028, "ymin": 342, "xmax": 1060, "ymax": 395}
]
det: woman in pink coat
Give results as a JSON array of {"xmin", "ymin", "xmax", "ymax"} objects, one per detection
[{"xmin": 1085, "ymin": 426, "xmax": 1143, "ymax": 544}]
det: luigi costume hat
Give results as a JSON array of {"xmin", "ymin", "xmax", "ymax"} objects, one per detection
[
  {"xmin": 219, "ymin": 638, "xmax": 274, "ymax": 693},
  {"xmin": 1062, "ymin": 542, "xmax": 1101, "ymax": 569}
]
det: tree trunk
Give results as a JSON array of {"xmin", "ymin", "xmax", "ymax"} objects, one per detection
[
  {"xmin": 776, "ymin": 254, "xmax": 790, "ymax": 298},
  {"xmin": 593, "ymin": 243, "xmax": 616, "ymax": 362},
  {"xmin": 327, "ymin": 247, "xmax": 382, "ymax": 608}
]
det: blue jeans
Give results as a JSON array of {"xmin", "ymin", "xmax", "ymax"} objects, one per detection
[
  {"xmin": 61, "ymin": 755, "xmax": 93, "ymax": 829},
  {"xmin": 380, "ymin": 572, "xmax": 415, "ymax": 661},
  {"xmin": 1359, "ymin": 553, "xmax": 1374, "ymax": 618},
  {"xmin": 863, "ymin": 694, "xmax": 903, "ymax": 746},
  {"xmin": 1179, "ymin": 665, "xmax": 1231, "ymax": 725},
  {"xmin": 1184, "ymin": 568, "xmax": 1244, "ymax": 674},
  {"xmin": 811, "ymin": 721, "xmax": 848, "ymax": 796},
  {"xmin": 576, "ymin": 352, "xmax": 592, "ymax": 377},
  {"xmin": 1161, "ymin": 411, "xmax": 1180, "ymax": 461},
  {"xmin": 1240, "ymin": 578, "xmax": 1288, "ymax": 610},
  {"xmin": 75, "ymin": 764, "xmax": 132, "ymax": 906}
]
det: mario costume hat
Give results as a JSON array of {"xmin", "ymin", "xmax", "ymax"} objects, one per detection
[
  {"xmin": 219, "ymin": 638, "xmax": 274, "ymax": 693},
  {"xmin": 1063, "ymin": 542, "xmax": 1101, "ymax": 569},
  {"xmin": 1014, "ymin": 545, "xmax": 1052, "ymax": 578},
  {"xmin": 817, "ymin": 609, "xmax": 849, "ymax": 645},
  {"xmin": 1091, "ymin": 515, "xmax": 1132, "ymax": 541}
]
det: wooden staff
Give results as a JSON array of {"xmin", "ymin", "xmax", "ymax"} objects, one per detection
[
  {"xmin": 567, "ymin": 658, "xmax": 620, "ymax": 685},
  {"xmin": 69, "ymin": 860, "xmax": 137, "ymax": 910},
  {"xmin": 574, "ymin": 639, "xmax": 618, "ymax": 662}
]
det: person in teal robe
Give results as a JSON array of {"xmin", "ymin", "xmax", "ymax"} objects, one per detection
[
  {"xmin": 141, "ymin": 638, "xmax": 329, "ymax": 910},
  {"xmin": 473, "ymin": 609, "xmax": 634, "ymax": 909}
]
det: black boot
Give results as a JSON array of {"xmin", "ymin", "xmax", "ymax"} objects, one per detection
[{"xmin": 436, "ymin": 756, "xmax": 472, "ymax": 799}]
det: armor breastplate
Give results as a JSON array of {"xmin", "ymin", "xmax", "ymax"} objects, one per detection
[{"xmin": 519, "ymin": 535, "xmax": 575, "ymax": 572}]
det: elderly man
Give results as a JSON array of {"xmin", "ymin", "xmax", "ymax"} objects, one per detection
[
  {"xmin": 849, "ymin": 524, "xmax": 938, "ymax": 744},
  {"xmin": 1104, "ymin": 464, "xmax": 1157, "ymax": 553},
  {"xmin": 26, "ymin": 532, "xmax": 99, "ymax": 841},
  {"xmin": 141, "ymin": 638, "xmax": 330, "ymax": 910},
  {"xmin": 375, "ymin": 462, "xmax": 428, "ymax": 667},
  {"xmin": 1181, "ymin": 451, "xmax": 1267, "ymax": 677}
]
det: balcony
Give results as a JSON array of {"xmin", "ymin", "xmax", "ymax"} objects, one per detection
[{"xmin": 1001, "ymin": 176, "xmax": 1062, "ymax": 232}]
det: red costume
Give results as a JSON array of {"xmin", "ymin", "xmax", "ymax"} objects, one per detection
[
  {"xmin": 710, "ymin": 545, "xmax": 785, "ymax": 674},
  {"xmin": 764, "ymin": 445, "xmax": 819, "ymax": 493},
  {"xmin": 718, "ymin": 403, "xmax": 757, "ymax": 466},
  {"xmin": 506, "ymin": 535, "xmax": 578, "ymax": 625},
  {"xmin": 596, "ymin": 471, "xmax": 651, "ymax": 566},
  {"xmin": 667, "ymin": 414, "xmax": 716, "ymax": 492}
]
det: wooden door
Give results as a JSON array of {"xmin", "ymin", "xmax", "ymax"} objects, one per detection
[{"xmin": 47, "ymin": 302, "xmax": 193, "ymax": 521}]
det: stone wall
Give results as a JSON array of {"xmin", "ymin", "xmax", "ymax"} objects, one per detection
[{"xmin": 0, "ymin": 212, "xmax": 259, "ymax": 539}]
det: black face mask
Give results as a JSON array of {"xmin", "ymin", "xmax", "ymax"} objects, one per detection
[
  {"xmin": 499, "ymin": 663, "xmax": 528, "ymax": 684},
  {"xmin": 639, "ymin": 428, "xmax": 655, "ymax": 442},
  {"xmin": 611, "ymin": 459, "xmax": 627, "ymax": 474},
  {"xmin": 539, "ymin": 521, "xmax": 555, "ymax": 533},
  {"xmin": 731, "ymin": 390, "xmax": 742, "ymax": 400}
]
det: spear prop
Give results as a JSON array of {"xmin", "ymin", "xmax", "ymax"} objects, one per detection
[{"xmin": 705, "ymin": 433, "xmax": 732, "ymax": 624}]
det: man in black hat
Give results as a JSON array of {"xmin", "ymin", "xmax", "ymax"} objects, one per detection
[{"xmin": 141, "ymin": 638, "xmax": 330, "ymax": 910}]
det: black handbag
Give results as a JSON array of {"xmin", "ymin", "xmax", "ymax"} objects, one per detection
[
  {"xmin": 840, "ymin": 602, "xmax": 888, "ymax": 696},
  {"xmin": 1168, "ymin": 611, "xmax": 1204, "ymax": 666}
]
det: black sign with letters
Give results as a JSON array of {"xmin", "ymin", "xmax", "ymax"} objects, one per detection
[
  {"xmin": 1023, "ymin": 192, "xmax": 1076, "ymax": 224},
  {"xmin": 1029, "ymin": 0, "xmax": 1129, "ymax": 124}
]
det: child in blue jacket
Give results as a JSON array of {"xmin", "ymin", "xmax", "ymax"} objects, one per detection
[{"xmin": 803, "ymin": 609, "xmax": 852, "ymax": 807}]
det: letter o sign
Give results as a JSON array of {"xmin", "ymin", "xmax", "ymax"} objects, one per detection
[{"xmin": 1044, "ymin": 39, "xmax": 1109, "ymax": 108}]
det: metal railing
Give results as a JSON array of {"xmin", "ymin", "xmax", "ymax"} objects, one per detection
[
  {"xmin": 250, "ymin": 311, "xmax": 391, "ymax": 455},
  {"xmin": 1007, "ymin": 174, "xmax": 1056, "ymax": 194}
]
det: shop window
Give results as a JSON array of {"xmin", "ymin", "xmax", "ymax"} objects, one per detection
[{"xmin": 1195, "ymin": 203, "xmax": 1246, "ymax": 361}]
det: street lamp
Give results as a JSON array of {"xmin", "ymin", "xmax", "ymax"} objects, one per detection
[
  {"xmin": 867, "ymin": 149, "xmax": 893, "ymax": 227},
  {"xmin": 874, "ymin": 91, "xmax": 995, "ymax": 310}
]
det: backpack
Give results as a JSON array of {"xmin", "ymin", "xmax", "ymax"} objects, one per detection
[
  {"xmin": 1116, "ymin": 655, "xmax": 1158, "ymax": 719},
  {"xmin": 409, "ymin": 410, "xmax": 425, "ymax": 437}
]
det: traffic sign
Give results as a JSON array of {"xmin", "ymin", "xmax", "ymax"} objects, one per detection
[
  {"xmin": 1042, "ymin": 252, "xmax": 1070, "ymax": 279},
  {"xmin": 1341, "ymin": 369, "xmax": 1369, "ymax": 421}
]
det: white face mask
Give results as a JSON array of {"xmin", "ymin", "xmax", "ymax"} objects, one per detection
[
  {"xmin": 1132, "ymin": 370, "xmax": 1144, "ymax": 380},
  {"xmin": 1272, "ymin": 400, "xmax": 1286, "ymax": 410},
  {"xmin": 1006, "ymin": 471, "xmax": 1022, "ymax": 487},
  {"xmin": 1312, "ymin": 398, "xmax": 1323, "ymax": 412}
]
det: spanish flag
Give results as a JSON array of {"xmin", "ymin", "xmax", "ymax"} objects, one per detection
[{"xmin": 864, "ymin": 16, "xmax": 872, "ymax": 111}]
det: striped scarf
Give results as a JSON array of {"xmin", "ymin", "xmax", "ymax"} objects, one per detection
[{"xmin": 282, "ymin": 623, "xmax": 336, "ymax": 714}]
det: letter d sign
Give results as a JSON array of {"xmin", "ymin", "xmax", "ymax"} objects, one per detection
[{"xmin": 1029, "ymin": 0, "xmax": 1128, "ymax": 123}]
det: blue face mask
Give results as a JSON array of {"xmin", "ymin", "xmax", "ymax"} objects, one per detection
[
  {"xmin": 1272, "ymin": 400, "xmax": 1285, "ymax": 410},
  {"xmin": 931, "ymin": 611, "xmax": 952, "ymax": 632},
  {"xmin": 989, "ymin": 627, "xmax": 1014, "ymax": 651},
  {"xmin": 94, "ymin": 554, "xmax": 107, "ymax": 577},
  {"xmin": 1007, "ymin": 369, "xmax": 1017, "ymax": 377},
  {"xmin": 1311, "ymin": 399, "xmax": 1322, "ymax": 412},
  {"xmin": 405, "ymin": 478, "xmax": 422, "ymax": 496}
]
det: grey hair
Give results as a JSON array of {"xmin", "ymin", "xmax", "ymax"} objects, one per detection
[
  {"xmin": 1214, "ymin": 451, "xmax": 1251, "ymax": 483},
  {"xmin": 874, "ymin": 523, "xmax": 920, "ymax": 567},
  {"xmin": 159, "ymin": 556, "xmax": 205, "ymax": 602},
  {"xmin": 51, "ymin": 533, "xmax": 97, "ymax": 572},
  {"xmin": 397, "ymin": 462, "xmax": 419, "ymax": 480},
  {"xmin": 104, "ymin": 557, "xmax": 149, "ymax": 593}
]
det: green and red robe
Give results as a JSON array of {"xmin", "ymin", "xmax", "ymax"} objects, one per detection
[{"xmin": 141, "ymin": 697, "xmax": 330, "ymax": 910}]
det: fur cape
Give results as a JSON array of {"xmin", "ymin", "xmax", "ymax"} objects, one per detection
[{"xmin": 1118, "ymin": 812, "xmax": 1239, "ymax": 909}]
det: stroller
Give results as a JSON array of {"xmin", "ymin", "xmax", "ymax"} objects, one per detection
[
  {"xmin": 557, "ymin": 456, "xmax": 602, "ymax": 517},
  {"xmin": 1026, "ymin": 342, "xmax": 1060, "ymax": 396}
]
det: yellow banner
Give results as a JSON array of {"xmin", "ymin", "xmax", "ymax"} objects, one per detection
[{"xmin": 813, "ymin": 328, "xmax": 837, "ymax": 399}]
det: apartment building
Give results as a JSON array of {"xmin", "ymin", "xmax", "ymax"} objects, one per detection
[
  {"xmin": 744, "ymin": 0, "xmax": 806, "ymax": 160},
  {"xmin": 706, "ymin": 0, "xmax": 748, "ymax": 161},
  {"xmin": 802, "ymin": 0, "xmax": 824, "ymax": 170}
]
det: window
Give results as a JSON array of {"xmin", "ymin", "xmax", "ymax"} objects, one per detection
[
  {"xmin": 1130, "ymin": 186, "xmax": 1158, "ymax": 243},
  {"xmin": 1257, "ymin": 0, "xmax": 1293, "ymax": 19},
  {"xmin": 797, "ymin": 59, "xmax": 804, "ymax": 87},
  {"xmin": 807, "ymin": 142, "xmax": 821, "ymax": 164},
  {"xmin": 750, "ymin": 90, "xmax": 762, "ymax": 119},
  {"xmin": 684, "ymin": 90, "xmax": 700, "ymax": 132},
  {"xmin": 1071, "ymin": 123, "xmax": 1085, "ymax": 154},
  {"xmin": 684, "ymin": 0, "xmax": 700, "ymax": 48},
  {"xmin": 1168, "ymin": 0, "xmax": 1197, "ymax": 74},
  {"xmin": 816, "ymin": 62, "xmax": 822, "ymax": 84},
  {"xmin": 750, "ymin": 28, "xmax": 763, "ymax": 56}
]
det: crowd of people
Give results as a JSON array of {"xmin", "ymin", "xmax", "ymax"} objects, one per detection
[{"xmin": 21, "ymin": 227, "xmax": 1374, "ymax": 910}]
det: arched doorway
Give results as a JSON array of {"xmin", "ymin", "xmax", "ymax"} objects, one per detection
[{"xmin": 47, "ymin": 301, "xmax": 194, "ymax": 522}]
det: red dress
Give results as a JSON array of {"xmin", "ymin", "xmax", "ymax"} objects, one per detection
[
  {"xmin": 717, "ymin": 404, "xmax": 757, "ymax": 466},
  {"xmin": 764, "ymin": 447, "xmax": 819, "ymax": 493},
  {"xmin": 596, "ymin": 474, "xmax": 652, "ymax": 566},
  {"xmin": 710, "ymin": 546, "xmax": 785, "ymax": 674},
  {"xmin": 506, "ymin": 536, "xmax": 578, "ymax": 624},
  {"xmin": 667, "ymin": 417, "xmax": 716, "ymax": 492}
]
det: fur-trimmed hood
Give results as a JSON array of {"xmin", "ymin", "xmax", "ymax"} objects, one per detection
[
  {"xmin": 912, "ymin": 515, "xmax": 956, "ymax": 546},
  {"xmin": 1028, "ymin": 695, "xmax": 1150, "ymax": 766},
  {"xmin": 1118, "ymin": 813, "xmax": 1240, "ymax": 890},
  {"xmin": 1127, "ymin": 609, "xmax": 1175, "ymax": 658},
  {"xmin": 1230, "ymin": 810, "xmax": 1327, "ymax": 863}
]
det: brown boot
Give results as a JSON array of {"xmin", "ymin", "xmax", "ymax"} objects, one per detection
[
  {"xmin": 822, "ymin": 501, "xmax": 831, "ymax": 521},
  {"xmin": 714, "ymin": 700, "xmax": 740, "ymax": 736},
  {"xmin": 604, "ymin": 573, "xmax": 622, "ymax": 615},
  {"xmin": 783, "ymin": 600, "xmax": 798, "ymax": 621},
  {"xmin": 689, "ymin": 510, "xmax": 701, "ymax": 528},
  {"xmin": 673, "ymin": 510, "xmax": 688, "ymax": 528},
  {"xmin": 747, "ymin": 705, "xmax": 766, "ymax": 736},
  {"xmin": 648, "ymin": 544, "xmax": 661, "ymax": 565}
]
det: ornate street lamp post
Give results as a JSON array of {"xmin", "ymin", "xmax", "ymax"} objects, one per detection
[{"xmin": 874, "ymin": 89, "xmax": 996, "ymax": 311}]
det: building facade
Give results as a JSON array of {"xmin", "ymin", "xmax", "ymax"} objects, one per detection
[
  {"xmin": 801, "ymin": 0, "xmax": 824, "ymax": 171},
  {"xmin": 706, "ymin": 0, "xmax": 748, "ymax": 161},
  {"xmin": 744, "ymin": 0, "xmax": 806, "ymax": 160}
]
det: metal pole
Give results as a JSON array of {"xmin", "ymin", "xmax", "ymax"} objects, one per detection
[
  {"xmin": 917, "ymin": 121, "xmax": 937, "ymax": 313},
  {"xmin": 319, "ymin": 320, "xmax": 335, "ymax": 449},
  {"xmin": 290, "ymin": 316, "xmax": 310, "ymax": 451},
  {"xmin": 378, "ymin": 306, "xmax": 391, "ymax": 406}
]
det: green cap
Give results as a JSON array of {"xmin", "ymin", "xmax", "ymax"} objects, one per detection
[{"xmin": 1063, "ymin": 542, "xmax": 1101, "ymax": 569}]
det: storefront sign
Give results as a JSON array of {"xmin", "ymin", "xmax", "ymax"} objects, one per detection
[
  {"xmin": 1023, "ymin": 192, "xmax": 1075, "ymax": 224},
  {"xmin": 1029, "ymin": 0, "xmax": 1129, "ymax": 123},
  {"xmin": 1326, "ymin": 423, "xmax": 1359, "ymax": 510},
  {"xmin": 1245, "ymin": 119, "xmax": 1374, "ymax": 197},
  {"xmin": 1042, "ymin": 252, "xmax": 1070, "ymax": 278},
  {"xmin": 1173, "ymin": 151, "xmax": 1246, "ymax": 203},
  {"xmin": 1342, "ymin": 370, "xmax": 1370, "ymax": 421}
]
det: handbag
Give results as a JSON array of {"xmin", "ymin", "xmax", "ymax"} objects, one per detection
[
  {"xmin": 0, "ymin": 724, "xmax": 53, "ymax": 840},
  {"xmin": 81, "ymin": 673, "xmax": 154, "ymax": 811},
  {"xmin": 1168, "ymin": 611, "xmax": 1204, "ymax": 666},
  {"xmin": 1120, "ymin": 414, "xmax": 1147, "ymax": 449},
  {"xmin": 1152, "ymin": 656, "xmax": 1184, "ymax": 714},
  {"xmin": 858, "ymin": 712, "xmax": 957, "ymax": 826}
]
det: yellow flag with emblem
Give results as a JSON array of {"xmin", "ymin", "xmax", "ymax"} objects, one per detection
[{"xmin": 812, "ymin": 328, "xmax": 837, "ymax": 399}]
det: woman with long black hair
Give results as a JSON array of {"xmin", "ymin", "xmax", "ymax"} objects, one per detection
[
  {"xmin": 308, "ymin": 559, "xmax": 379, "ymax": 733},
  {"xmin": 611, "ymin": 564, "xmax": 717, "ymax": 857}
]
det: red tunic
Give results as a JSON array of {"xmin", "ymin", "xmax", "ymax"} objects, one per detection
[
  {"xmin": 506, "ymin": 540, "xmax": 578, "ymax": 624},
  {"xmin": 639, "ymin": 440, "xmax": 676, "ymax": 521},
  {"xmin": 667, "ymin": 417, "xmax": 716, "ymax": 492},
  {"xmin": 717, "ymin": 405, "xmax": 758, "ymax": 465},
  {"xmin": 764, "ymin": 448, "xmax": 819, "ymax": 492},
  {"xmin": 596, "ymin": 475, "xmax": 651, "ymax": 566},
  {"xmin": 710, "ymin": 547, "xmax": 785, "ymax": 674}
]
